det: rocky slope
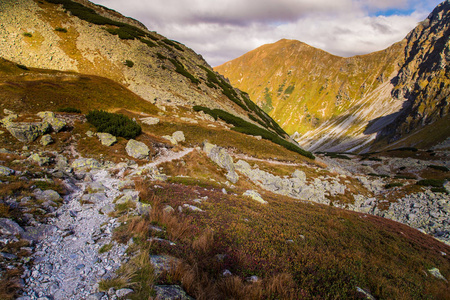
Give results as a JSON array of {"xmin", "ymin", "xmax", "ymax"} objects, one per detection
[
  {"xmin": 0, "ymin": 0, "xmax": 302, "ymax": 155},
  {"xmin": 215, "ymin": 0, "xmax": 450, "ymax": 153}
]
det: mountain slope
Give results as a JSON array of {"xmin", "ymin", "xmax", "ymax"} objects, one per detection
[
  {"xmin": 215, "ymin": 1, "xmax": 450, "ymax": 153},
  {"xmin": 0, "ymin": 0, "xmax": 311, "ymax": 158}
]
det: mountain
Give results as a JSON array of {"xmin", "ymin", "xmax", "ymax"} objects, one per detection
[
  {"xmin": 215, "ymin": 1, "xmax": 450, "ymax": 153},
  {"xmin": 0, "ymin": 1, "xmax": 449, "ymax": 299},
  {"xmin": 0, "ymin": 0, "xmax": 310, "ymax": 158}
]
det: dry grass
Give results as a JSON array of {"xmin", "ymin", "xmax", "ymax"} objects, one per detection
[{"xmin": 0, "ymin": 268, "xmax": 23, "ymax": 300}]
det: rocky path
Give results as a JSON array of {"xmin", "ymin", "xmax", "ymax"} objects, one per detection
[
  {"xmin": 19, "ymin": 147, "xmax": 196, "ymax": 300},
  {"xmin": 21, "ymin": 168, "xmax": 129, "ymax": 300}
]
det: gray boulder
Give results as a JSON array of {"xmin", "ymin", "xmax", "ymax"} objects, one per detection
[
  {"xmin": 126, "ymin": 139, "xmax": 150, "ymax": 159},
  {"xmin": 172, "ymin": 131, "xmax": 185, "ymax": 143},
  {"xmin": 0, "ymin": 218, "xmax": 24, "ymax": 235},
  {"xmin": 154, "ymin": 285, "xmax": 194, "ymax": 300},
  {"xmin": 27, "ymin": 153, "xmax": 51, "ymax": 166},
  {"xmin": 97, "ymin": 132, "xmax": 117, "ymax": 146},
  {"xmin": 4, "ymin": 122, "xmax": 49, "ymax": 143},
  {"xmin": 203, "ymin": 142, "xmax": 239, "ymax": 183},
  {"xmin": 37, "ymin": 111, "xmax": 66, "ymax": 132},
  {"xmin": 71, "ymin": 158, "xmax": 102, "ymax": 170},
  {"xmin": 34, "ymin": 189, "xmax": 61, "ymax": 202},
  {"xmin": 0, "ymin": 165, "xmax": 15, "ymax": 176},
  {"xmin": 140, "ymin": 116, "xmax": 160, "ymax": 125},
  {"xmin": 40, "ymin": 134, "xmax": 53, "ymax": 146},
  {"xmin": 243, "ymin": 190, "xmax": 268, "ymax": 204}
]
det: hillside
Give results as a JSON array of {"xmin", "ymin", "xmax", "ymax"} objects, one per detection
[
  {"xmin": 215, "ymin": 1, "xmax": 450, "ymax": 153},
  {"xmin": 0, "ymin": 1, "xmax": 449, "ymax": 299}
]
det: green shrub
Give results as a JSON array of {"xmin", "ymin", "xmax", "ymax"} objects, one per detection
[
  {"xmin": 325, "ymin": 153, "xmax": 351, "ymax": 160},
  {"xmin": 193, "ymin": 106, "xmax": 315, "ymax": 159},
  {"xmin": 23, "ymin": 32, "xmax": 32, "ymax": 37},
  {"xmin": 156, "ymin": 53, "xmax": 167, "ymax": 60},
  {"xmin": 384, "ymin": 182, "xmax": 404, "ymax": 189},
  {"xmin": 57, "ymin": 107, "xmax": 81, "ymax": 113},
  {"xmin": 16, "ymin": 64, "xmax": 29, "ymax": 70},
  {"xmin": 161, "ymin": 39, "xmax": 184, "ymax": 51},
  {"xmin": 139, "ymin": 38, "xmax": 157, "ymax": 47},
  {"xmin": 394, "ymin": 175, "xmax": 416, "ymax": 180},
  {"xmin": 55, "ymin": 27, "xmax": 68, "ymax": 33},
  {"xmin": 168, "ymin": 58, "xmax": 199, "ymax": 84},
  {"xmin": 416, "ymin": 179, "xmax": 445, "ymax": 188},
  {"xmin": 427, "ymin": 165, "xmax": 449, "ymax": 172},
  {"xmin": 431, "ymin": 187, "xmax": 448, "ymax": 194},
  {"xmin": 86, "ymin": 110, "xmax": 141, "ymax": 139},
  {"xmin": 368, "ymin": 173, "xmax": 390, "ymax": 178},
  {"xmin": 124, "ymin": 60, "xmax": 134, "ymax": 68}
]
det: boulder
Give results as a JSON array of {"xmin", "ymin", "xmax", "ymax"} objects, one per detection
[
  {"xmin": 182, "ymin": 204, "xmax": 203, "ymax": 212},
  {"xmin": 162, "ymin": 135, "xmax": 178, "ymax": 145},
  {"xmin": 96, "ymin": 132, "xmax": 117, "ymax": 146},
  {"xmin": 140, "ymin": 116, "xmax": 160, "ymax": 125},
  {"xmin": 292, "ymin": 170, "xmax": 306, "ymax": 181},
  {"xmin": 203, "ymin": 142, "xmax": 239, "ymax": 183},
  {"xmin": 28, "ymin": 153, "xmax": 50, "ymax": 166},
  {"xmin": 126, "ymin": 139, "xmax": 150, "ymax": 159},
  {"xmin": 136, "ymin": 202, "xmax": 152, "ymax": 215},
  {"xmin": 154, "ymin": 285, "xmax": 194, "ymax": 300},
  {"xmin": 0, "ymin": 218, "xmax": 24, "ymax": 235},
  {"xmin": 172, "ymin": 131, "xmax": 185, "ymax": 143},
  {"xmin": 116, "ymin": 288, "xmax": 134, "ymax": 298},
  {"xmin": 0, "ymin": 165, "xmax": 15, "ymax": 176},
  {"xmin": 116, "ymin": 191, "xmax": 140, "ymax": 204},
  {"xmin": 37, "ymin": 111, "xmax": 66, "ymax": 132},
  {"xmin": 71, "ymin": 158, "xmax": 102, "ymax": 170},
  {"xmin": 40, "ymin": 134, "xmax": 53, "ymax": 146},
  {"xmin": 4, "ymin": 122, "xmax": 49, "ymax": 143},
  {"xmin": 428, "ymin": 268, "xmax": 448, "ymax": 281},
  {"xmin": 243, "ymin": 190, "xmax": 268, "ymax": 204},
  {"xmin": 34, "ymin": 189, "xmax": 61, "ymax": 202},
  {"xmin": 150, "ymin": 255, "xmax": 181, "ymax": 276}
]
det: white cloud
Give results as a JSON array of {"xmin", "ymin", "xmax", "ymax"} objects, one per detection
[{"xmin": 92, "ymin": 0, "xmax": 443, "ymax": 66}]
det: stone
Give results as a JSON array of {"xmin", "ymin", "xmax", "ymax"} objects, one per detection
[
  {"xmin": 27, "ymin": 153, "xmax": 50, "ymax": 166},
  {"xmin": 116, "ymin": 288, "xmax": 133, "ymax": 297},
  {"xmin": 0, "ymin": 165, "xmax": 15, "ymax": 176},
  {"xmin": 428, "ymin": 267, "xmax": 448, "ymax": 281},
  {"xmin": 154, "ymin": 285, "xmax": 194, "ymax": 300},
  {"xmin": 162, "ymin": 135, "xmax": 177, "ymax": 145},
  {"xmin": 135, "ymin": 202, "xmax": 151, "ymax": 215},
  {"xmin": 182, "ymin": 204, "xmax": 203, "ymax": 212},
  {"xmin": 100, "ymin": 204, "xmax": 115, "ymax": 214},
  {"xmin": 71, "ymin": 158, "xmax": 102, "ymax": 170},
  {"xmin": 34, "ymin": 189, "xmax": 61, "ymax": 202},
  {"xmin": 243, "ymin": 190, "xmax": 268, "ymax": 204},
  {"xmin": 86, "ymin": 292, "xmax": 105, "ymax": 300},
  {"xmin": 125, "ymin": 139, "xmax": 150, "ymax": 159},
  {"xmin": 37, "ymin": 111, "xmax": 66, "ymax": 132},
  {"xmin": 172, "ymin": 131, "xmax": 185, "ymax": 143},
  {"xmin": 292, "ymin": 170, "xmax": 306, "ymax": 181},
  {"xmin": 163, "ymin": 205, "xmax": 175, "ymax": 214},
  {"xmin": 116, "ymin": 191, "xmax": 140, "ymax": 204},
  {"xmin": 86, "ymin": 130, "xmax": 95, "ymax": 137},
  {"xmin": 96, "ymin": 132, "xmax": 117, "ymax": 146},
  {"xmin": 40, "ymin": 134, "xmax": 53, "ymax": 146},
  {"xmin": 203, "ymin": 142, "xmax": 239, "ymax": 183},
  {"xmin": 0, "ymin": 218, "xmax": 24, "ymax": 235},
  {"xmin": 356, "ymin": 287, "xmax": 376, "ymax": 300},
  {"xmin": 4, "ymin": 122, "xmax": 49, "ymax": 143},
  {"xmin": 140, "ymin": 116, "xmax": 160, "ymax": 125},
  {"xmin": 150, "ymin": 255, "xmax": 181, "ymax": 276},
  {"xmin": 22, "ymin": 224, "xmax": 57, "ymax": 243}
]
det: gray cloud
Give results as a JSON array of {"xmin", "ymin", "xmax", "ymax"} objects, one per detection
[{"xmin": 92, "ymin": 0, "xmax": 443, "ymax": 66}]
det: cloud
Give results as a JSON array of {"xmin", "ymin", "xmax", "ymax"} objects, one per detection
[{"xmin": 92, "ymin": 0, "xmax": 443, "ymax": 66}]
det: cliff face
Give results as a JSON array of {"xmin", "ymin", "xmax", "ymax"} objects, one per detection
[{"xmin": 216, "ymin": 1, "xmax": 450, "ymax": 152}]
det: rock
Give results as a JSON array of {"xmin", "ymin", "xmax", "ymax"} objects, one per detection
[
  {"xmin": 40, "ymin": 134, "xmax": 53, "ymax": 146},
  {"xmin": 246, "ymin": 275, "xmax": 260, "ymax": 283},
  {"xmin": 86, "ymin": 130, "xmax": 95, "ymax": 137},
  {"xmin": 243, "ymin": 190, "xmax": 268, "ymax": 204},
  {"xmin": 140, "ymin": 116, "xmax": 160, "ymax": 125},
  {"xmin": 125, "ymin": 139, "xmax": 150, "ymax": 159},
  {"xmin": 116, "ymin": 288, "xmax": 133, "ymax": 297},
  {"xmin": 22, "ymin": 224, "xmax": 57, "ymax": 243},
  {"xmin": 428, "ymin": 267, "xmax": 448, "ymax": 281},
  {"xmin": 203, "ymin": 142, "xmax": 239, "ymax": 183},
  {"xmin": 222, "ymin": 269, "xmax": 232, "ymax": 277},
  {"xmin": 162, "ymin": 135, "xmax": 177, "ymax": 145},
  {"xmin": 163, "ymin": 205, "xmax": 175, "ymax": 214},
  {"xmin": 100, "ymin": 204, "xmax": 115, "ymax": 214},
  {"xmin": 172, "ymin": 131, "xmax": 185, "ymax": 143},
  {"xmin": 0, "ymin": 218, "xmax": 24, "ymax": 235},
  {"xmin": 34, "ymin": 189, "xmax": 61, "ymax": 202},
  {"xmin": 27, "ymin": 153, "xmax": 50, "ymax": 166},
  {"xmin": 96, "ymin": 132, "xmax": 117, "ymax": 146},
  {"xmin": 86, "ymin": 292, "xmax": 105, "ymax": 300},
  {"xmin": 135, "ymin": 202, "xmax": 151, "ymax": 215},
  {"xmin": 3, "ymin": 109, "xmax": 15, "ymax": 115},
  {"xmin": 4, "ymin": 122, "xmax": 49, "ymax": 143},
  {"xmin": 37, "ymin": 111, "xmax": 66, "ymax": 132},
  {"xmin": 116, "ymin": 191, "xmax": 140, "ymax": 204},
  {"xmin": 292, "ymin": 170, "xmax": 306, "ymax": 181},
  {"xmin": 71, "ymin": 158, "xmax": 102, "ymax": 170},
  {"xmin": 150, "ymin": 255, "xmax": 181, "ymax": 276},
  {"xmin": 154, "ymin": 285, "xmax": 194, "ymax": 300},
  {"xmin": 356, "ymin": 287, "xmax": 376, "ymax": 300},
  {"xmin": 182, "ymin": 204, "xmax": 203, "ymax": 212},
  {"xmin": 0, "ymin": 165, "xmax": 15, "ymax": 176}
]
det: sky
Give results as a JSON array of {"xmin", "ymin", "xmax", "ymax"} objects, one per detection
[{"xmin": 92, "ymin": 0, "xmax": 443, "ymax": 66}]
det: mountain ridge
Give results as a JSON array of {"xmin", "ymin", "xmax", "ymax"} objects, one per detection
[{"xmin": 215, "ymin": 0, "xmax": 450, "ymax": 153}]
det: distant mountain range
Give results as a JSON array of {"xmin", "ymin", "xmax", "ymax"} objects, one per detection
[{"xmin": 215, "ymin": 0, "xmax": 450, "ymax": 153}]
